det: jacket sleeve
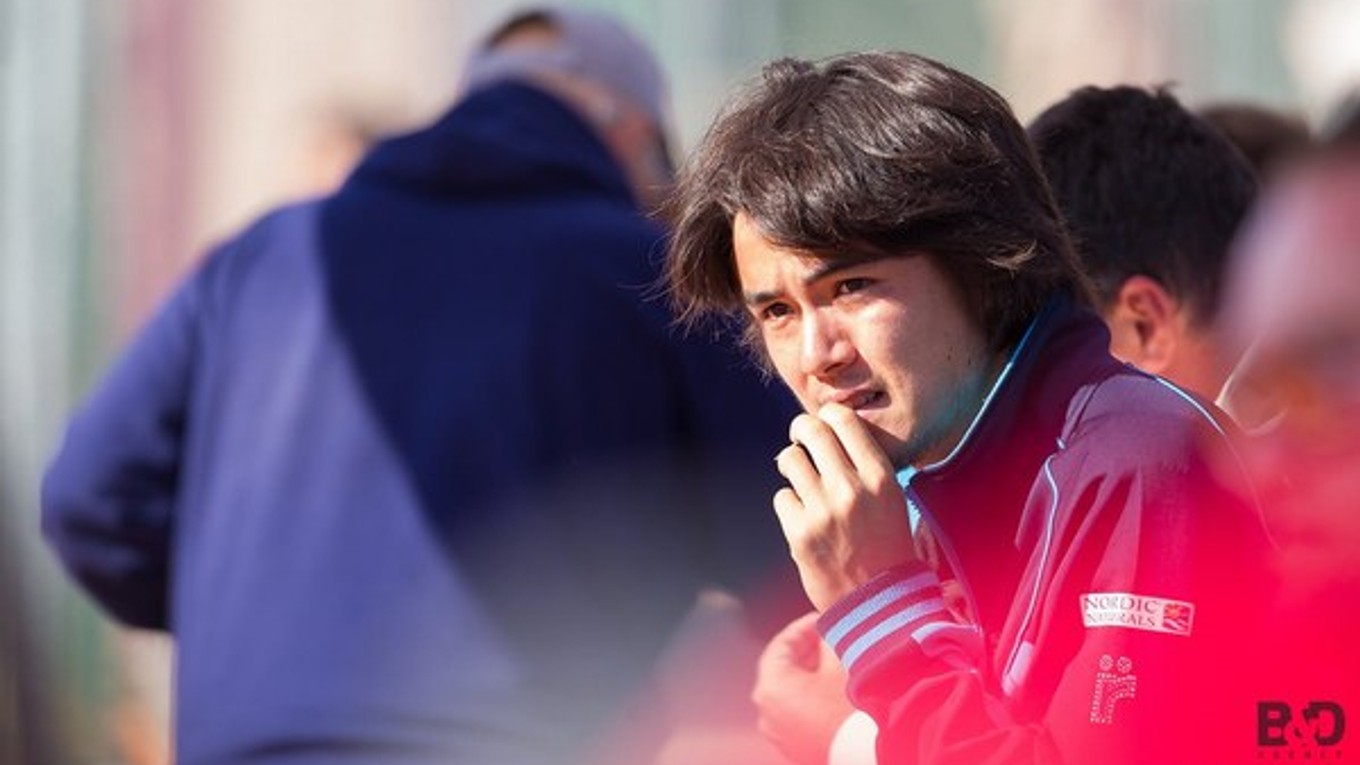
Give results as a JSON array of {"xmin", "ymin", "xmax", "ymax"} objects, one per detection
[
  {"xmin": 40, "ymin": 266, "xmax": 207, "ymax": 630},
  {"xmin": 818, "ymin": 563, "xmax": 1060, "ymax": 765},
  {"xmin": 818, "ymin": 427, "xmax": 1269, "ymax": 765}
]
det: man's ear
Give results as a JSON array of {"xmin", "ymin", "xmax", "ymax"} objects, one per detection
[{"xmin": 1104, "ymin": 275, "xmax": 1181, "ymax": 375}]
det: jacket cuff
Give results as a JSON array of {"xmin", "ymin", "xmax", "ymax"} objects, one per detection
[{"xmin": 817, "ymin": 563, "xmax": 983, "ymax": 688}]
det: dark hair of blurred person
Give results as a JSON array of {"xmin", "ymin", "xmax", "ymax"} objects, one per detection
[
  {"xmin": 1319, "ymin": 88, "xmax": 1360, "ymax": 145},
  {"xmin": 1197, "ymin": 100, "xmax": 1312, "ymax": 183},
  {"xmin": 1028, "ymin": 85, "xmax": 1258, "ymax": 401}
]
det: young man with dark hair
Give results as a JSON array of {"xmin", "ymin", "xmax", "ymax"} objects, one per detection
[
  {"xmin": 1027, "ymin": 85, "xmax": 1259, "ymax": 401},
  {"xmin": 667, "ymin": 52, "xmax": 1273, "ymax": 765}
]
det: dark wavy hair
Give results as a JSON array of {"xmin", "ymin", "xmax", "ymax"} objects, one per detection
[{"xmin": 663, "ymin": 51, "xmax": 1090, "ymax": 354}]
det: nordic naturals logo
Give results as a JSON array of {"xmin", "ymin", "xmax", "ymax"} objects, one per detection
[{"xmin": 1079, "ymin": 592, "xmax": 1195, "ymax": 637}]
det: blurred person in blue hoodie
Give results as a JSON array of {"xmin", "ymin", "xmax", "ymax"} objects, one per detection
[{"xmin": 40, "ymin": 7, "xmax": 797, "ymax": 765}]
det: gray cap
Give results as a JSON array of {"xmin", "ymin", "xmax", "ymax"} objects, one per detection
[{"xmin": 460, "ymin": 6, "xmax": 669, "ymax": 129}]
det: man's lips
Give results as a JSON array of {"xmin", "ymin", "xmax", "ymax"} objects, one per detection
[{"xmin": 826, "ymin": 389, "xmax": 887, "ymax": 411}]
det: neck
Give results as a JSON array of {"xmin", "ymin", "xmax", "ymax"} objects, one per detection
[{"xmin": 914, "ymin": 348, "xmax": 1010, "ymax": 470}]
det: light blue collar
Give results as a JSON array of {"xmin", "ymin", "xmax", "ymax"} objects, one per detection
[{"xmin": 896, "ymin": 465, "xmax": 922, "ymax": 532}]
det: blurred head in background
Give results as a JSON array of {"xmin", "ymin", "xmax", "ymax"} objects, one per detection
[
  {"xmin": 1197, "ymin": 100, "xmax": 1313, "ymax": 185},
  {"xmin": 460, "ymin": 7, "xmax": 674, "ymax": 211},
  {"xmin": 1221, "ymin": 101, "xmax": 1360, "ymax": 586},
  {"xmin": 1029, "ymin": 85, "xmax": 1258, "ymax": 400}
]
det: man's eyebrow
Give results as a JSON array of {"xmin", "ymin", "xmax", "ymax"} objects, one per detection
[
  {"xmin": 741, "ymin": 254, "xmax": 891, "ymax": 307},
  {"xmin": 742, "ymin": 286, "xmax": 784, "ymax": 308}
]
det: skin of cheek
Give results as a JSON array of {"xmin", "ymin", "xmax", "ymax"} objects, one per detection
[
  {"xmin": 762, "ymin": 299, "xmax": 995, "ymax": 469},
  {"xmin": 854, "ymin": 303, "xmax": 994, "ymax": 468}
]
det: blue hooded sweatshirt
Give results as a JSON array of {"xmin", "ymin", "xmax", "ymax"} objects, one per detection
[{"xmin": 42, "ymin": 82, "xmax": 798, "ymax": 765}]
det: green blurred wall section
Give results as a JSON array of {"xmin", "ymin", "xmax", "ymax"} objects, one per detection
[{"xmin": 2, "ymin": 0, "xmax": 118, "ymax": 761}]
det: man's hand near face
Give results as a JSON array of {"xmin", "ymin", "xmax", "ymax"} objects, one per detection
[{"xmin": 773, "ymin": 403, "xmax": 917, "ymax": 611}]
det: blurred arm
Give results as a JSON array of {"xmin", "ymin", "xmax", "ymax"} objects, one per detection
[{"xmin": 41, "ymin": 267, "xmax": 205, "ymax": 630}]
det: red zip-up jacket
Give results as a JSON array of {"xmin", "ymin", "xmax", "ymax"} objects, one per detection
[{"xmin": 817, "ymin": 299, "xmax": 1276, "ymax": 765}]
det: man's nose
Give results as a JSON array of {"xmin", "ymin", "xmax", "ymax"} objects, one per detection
[{"xmin": 800, "ymin": 309, "xmax": 855, "ymax": 377}]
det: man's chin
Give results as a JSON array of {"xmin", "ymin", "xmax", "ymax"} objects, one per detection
[{"xmin": 866, "ymin": 425, "xmax": 914, "ymax": 469}]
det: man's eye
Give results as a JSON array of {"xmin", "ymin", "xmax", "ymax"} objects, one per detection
[
  {"xmin": 835, "ymin": 278, "xmax": 872, "ymax": 296},
  {"xmin": 760, "ymin": 303, "xmax": 792, "ymax": 321}
]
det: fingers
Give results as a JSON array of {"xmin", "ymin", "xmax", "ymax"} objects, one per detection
[
  {"xmin": 772, "ymin": 484, "xmax": 802, "ymax": 534},
  {"xmin": 772, "ymin": 405, "xmax": 915, "ymax": 610},
  {"xmin": 751, "ymin": 619, "xmax": 856, "ymax": 765},
  {"xmin": 778, "ymin": 406, "xmax": 894, "ymax": 491},
  {"xmin": 777, "ymin": 411, "xmax": 861, "ymax": 518},
  {"xmin": 788, "ymin": 412, "xmax": 855, "ymax": 479},
  {"xmin": 775, "ymin": 442, "xmax": 821, "ymax": 513},
  {"xmin": 816, "ymin": 403, "xmax": 896, "ymax": 483},
  {"xmin": 777, "ymin": 407, "xmax": 896, "ymax": 524}
]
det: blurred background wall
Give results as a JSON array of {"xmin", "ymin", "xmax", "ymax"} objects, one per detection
[{"xmin": 3, "ymin": 0, "xmax": 1357, "ymax": 762}]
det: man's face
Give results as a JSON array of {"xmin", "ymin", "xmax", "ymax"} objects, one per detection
[{"xmin": 732, "ymin": 213, "xmax": 997, "ymax": 468}]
